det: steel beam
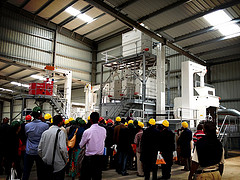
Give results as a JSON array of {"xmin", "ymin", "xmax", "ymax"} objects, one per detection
[
  {"xmin": 116, "ymin": 0, "xmax": 139, "ymax": 11},
  {"xmin": 183, "ymin": 36, "xmax": 239, "ymax": 50},
  {"xmin": 7, "ymin": 68, "xmax": 26, "ymax": 77},
  {"xmin": 196, "ymin": 43, "xmax": 240, "ymax": 57},
  {"xmin": 155, "ymin": 1, "xmax": 240, "ymax": 32},
  {"xmin": 96, "ymin": 28, "xmax": 131, "ymax": 44},
  {"xmin": 19, "ymin": 0, "xmax": 31, "ymax": 9},
  {"xmin": 34, "ymin": 0, "xmax": 54, "ymax": 15},
  {"xmin": 0, "ymin": 64, "xmax": 11, "ymax": 71},
  {"xmin": 206, "ymin": 54, "xmax": 240, "ymax": 63},
  {"xmin": 138, "ymin": 0, "xmax": 190, "ymax": 23},
  {"xmin": 207, "ymin": 58, "xmax": 240, "ymax": 66},
  {"xmin": 47, "ymin": 0, "xmax": 78, "ymax": 21},
  {"xmin": 0, "ymin": 97, "xmax": 11, "ymax": 102},
  {"xmin": 72, "ymin": 13, "xmax": 106, "ymax": 32},
  {"xmin": 83, "ymin": 19, "xmax": 117, "ymax": 36},
  {"xmin": 174, "ymin": 18, "xmax": 240, "ymax": 42},
  {"xmin": 0, "ymin": 74, "xmax": 29, "ymax": 84},
  {"xmin": 85, "ymin": 0, "xmax": 205, "ymax": 65}
]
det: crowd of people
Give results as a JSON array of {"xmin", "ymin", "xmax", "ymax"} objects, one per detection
[{"xmin": 0, "ymin": 106, "xmax": 224, "ymax": 180}]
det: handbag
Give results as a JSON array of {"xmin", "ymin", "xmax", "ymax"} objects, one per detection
[
  {"xmin": 67, "ymin": 128, "xmax": 78, "ymax": 148},
  {"xmin": 45, "ymin": 129, "xmax": 61, "ymax": 177},
  {"xmin": 156, "ymin": 151, "xmax": 166, "ymax": 165},
  {"xmin": 10, "ymin": 168, "xmax": 18, "ymax": 180}
]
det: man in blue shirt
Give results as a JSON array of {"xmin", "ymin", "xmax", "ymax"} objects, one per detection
[{"xmin": 22, "ymin": 107, "xmax": 49, "ymax": 180}]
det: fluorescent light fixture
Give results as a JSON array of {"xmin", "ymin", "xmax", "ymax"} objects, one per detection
[
  {"xmin": 204, "ymin": 10, "xmax": 240, "ymax": 38},
  {"xmin": 204, "ymin": 10, "xmax": 231, "ymax": 26},
  {"xmin": 11, "ymin": 81, "xmax": 29, "ymax": 88},
  {"xmin": 65, "ymin": 6, "xmax": 80, "ymax": 16},
  {"xmin": 31, "ymin": 75, "xmax": 46, "ymax": 81},
  {"xmin": 77, "ymin": 13, "xmax": 93, "ymax": 22},
  {"xmin": 0, "ymin": 87, "xmax": 13, "ymax": 93}
]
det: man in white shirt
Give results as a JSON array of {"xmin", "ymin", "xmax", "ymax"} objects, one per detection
[{"xmin": 38, "ymin": 115, "xmax": 68, "ymax": 180}]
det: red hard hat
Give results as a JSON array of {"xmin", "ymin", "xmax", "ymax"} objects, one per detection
[
  {"xmin": 99, "ymin": 117, "xmax": 104, "ymax": 122},
  {"xmin": 25, "ymin": 115, "xmax": 32, "ymax": 121},
  {"xmin": 107, "ymin": 119, "xmax": 114, "ymax": 124}
]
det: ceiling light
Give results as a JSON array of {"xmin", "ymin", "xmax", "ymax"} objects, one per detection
[
  {"xmin": 31, "ymin": 75, "xmax": 46, "ymax": 81},
  {"xmin": 11, "ymin": 81, "xmax": 29, "ymax": 88},
  {"xmin": 77, "ymin": 13, "xmax": 93, "ymax": 22},
  {"xmin": 65, "ymin": 6, "xmax": 80, "ymax": 16},
  {"xmin": 0, "ymin": 88, "xmax": 13, "ymax": 93},
  {"xmin": 204, "ymin": 10, "xmax": 231, "ymax": 26}
]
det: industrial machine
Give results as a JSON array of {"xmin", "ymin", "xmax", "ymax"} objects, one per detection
[{"xmin": 174, "ymin": 61, "xmax": 220, "ymax": 128}]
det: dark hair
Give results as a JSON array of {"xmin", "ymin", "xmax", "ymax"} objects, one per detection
[
  {"xmin": 203, "ymin": 121, "xmax": 216, "ymax": 136},
  {"xmin": 121, "ymin": 118, "xmax": 126, "ymax": 124},
  {"xmin": 52, "ymin": 115, "xmax": 63, "ymax": 126},
  {"xmin": 197, "ymin": 123, "xmax": 203, "ymax": 130},
  {"xmin": 90, "ymin": 112, "xmax": 99, "ymax": 124}
]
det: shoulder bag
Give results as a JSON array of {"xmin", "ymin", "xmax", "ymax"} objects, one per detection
[{"xmin": 67, "ymin": 128, "xmax": 78, "ymax": 148}]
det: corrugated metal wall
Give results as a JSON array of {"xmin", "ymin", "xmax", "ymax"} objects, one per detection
[
  {"xmin": 211, "ymin": 61, "xmax": 240, "ymax": 110},
  {"xmin": 0, "ymin": 8, "xmax": 53, "ymax": 69},
  {"xmin": 0, "ymin": 7, "xmax": 93, "ymax": 82}
]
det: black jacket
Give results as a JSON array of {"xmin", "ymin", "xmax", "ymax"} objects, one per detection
[
  {"xmin": 140, "ymin": 126, "xmax": 160, "ymax": 165},
  {"xmin": 178, "ymin": 128, "xmax": 192, "ymax": 158}
]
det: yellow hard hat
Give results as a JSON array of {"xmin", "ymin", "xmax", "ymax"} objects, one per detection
[
  {"xmin": 50, "ymin": 118, "xmax": 53, "ymax": 124},
  {"xmin": 128, "ymin": 120, "xmax": 133, "ymax": 124},
  {"xmin": 84, "ymin": 120, "xmax": 87, "ymax": 124},
  {"xmin": 88, "ymin": 116, "xmax": 90, "ymax": 120},
  {"xmin": 116, "ymin": 116, "xmax": 121, "ymax": 122},
  {"xmin": 44, "ymin": 113, "xmax": 52, "ymax": 120},
  {"xmin": 149, "ymin": 118, "xmax": 156, "ymax": 125},
  {"xmin": 124, "ymin": 122, "xmax": 128, "ymax": 126},
  {"xmin": 64, "ymin": 120, "xmax": 69, "ymax": 125},
  {"xmin": 182, "ymin": 121, "xmax": 188, "ymax": 128},
  {"xmin": 138, "ymin": 122, "xmax": 144, "ymax": 128},
  {"xmin": 68, "ymin": 117, "xmax": 74, "ymax": 122},
  {"xmin": 162, "ymin": 120, "xmax": 169, "ymax": 127}
]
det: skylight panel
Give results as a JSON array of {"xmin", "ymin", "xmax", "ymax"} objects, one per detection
[
  {"xmin": 204, "ymin": 10, "xmax": 240, "ymax": 38},
  {"xmin": 218, "ymin": 24, "xmax": 240, "ymax": 36},
  {"xmin": 65, "ymin": 6, "xmax": 80, "ymax": 16},
  {"xmin": 77, "ymin": 13, "xmax": 93, "ymax": 22},
  {"xmin": 204, "ymin": 10, "xmax": 231, "ymax": 26}
]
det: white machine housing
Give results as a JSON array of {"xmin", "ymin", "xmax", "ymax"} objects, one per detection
[{"xmin": 174, "ymin": 61, "xmax": 219, "ymax": 128}]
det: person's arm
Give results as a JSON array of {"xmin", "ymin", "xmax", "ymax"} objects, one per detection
[
  {"xmin": 38, "ymin": 132, "xmax": 45, "ymax": 158},
  {"xmin": 59, "ymin": 131, "xmax": 68, "ymax": 163},
  {"xmin": 79, "ymin": 131, "xmax": 88, "ymax": 148},
  {"xmin": 188, "ymin": 161, "xmax": 199, "ymax": 180}
]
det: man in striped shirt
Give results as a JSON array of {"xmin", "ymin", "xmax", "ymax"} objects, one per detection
[{"xmin": 193, "ymin": 124, "xmax": 205, "ymax": 147}]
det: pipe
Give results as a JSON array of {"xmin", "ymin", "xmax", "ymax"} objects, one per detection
[{"xmin": 218, "ymin": 109, "xmax": 240, "ymax": 116}]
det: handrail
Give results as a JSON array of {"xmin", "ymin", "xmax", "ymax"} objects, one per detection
[
  {"xmin": 218, "ymin": 115, "xmax": 228, "ymax": 137},
  {"xmin": 220, "ymin": 125, "xmax": 228, "ymax": 142}
]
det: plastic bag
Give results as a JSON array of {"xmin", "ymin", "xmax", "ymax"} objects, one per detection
[
  {"xmin": 173, "ymin": 151, "xmax": 178, "ymax": 161},
  {"xmin": 156, "ymin": 152, "xmax": 166, "ymax": 165},
  {"xmin": 10, "ymin": 168, "xmax": 19, "ymax": 180},
  {"xmin": 111, "ymin": 144, "xmax": 117, "ymax": 156}
]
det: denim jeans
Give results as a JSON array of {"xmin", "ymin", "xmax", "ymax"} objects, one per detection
[
  {"xmin": 22, "ymin": 154, "xmax": 45, "ymax": 180},
  {"xmin": 118, "ymin": 151, "xmax": 128, "ymax": 174}
]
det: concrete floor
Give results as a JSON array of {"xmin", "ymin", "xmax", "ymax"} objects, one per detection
[{"xmin": 1, "ymin": 152, "xmax": 239, "ymax": 180}]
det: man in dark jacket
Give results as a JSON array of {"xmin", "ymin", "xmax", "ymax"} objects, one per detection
[
  {"xmin": 178, "ymin": 121, "xmax": 192, "ymax": 171},
  {"xmin": 141, "ymin": 118, "xmax": 160, "ymax": 180},
  {"xmin": 159, "ymin": 120, "xmax": 175, "ymax": 179},
  {"xmin": 188, "ymin": 121, "xmax": 224, "ymax": 180}
]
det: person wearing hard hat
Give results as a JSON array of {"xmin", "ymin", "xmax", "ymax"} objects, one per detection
[
  {"xmin": 134, "ymin": 121, "xmax": 144, "ymax": 177},
  {"xmin": 141, "ymin": 118, "xmax": 160, "ymax": 180},
  {"xmin": 25, "ymin": 115, "xmax": 32, "ymax": 123},
  {"xmin": 23, "ymin": 107, "xmax": 49, "ymax": 180},
  {"xmin": 113, "ymin": 116, "xmax": 121, "ymax": 128},
  {"xmin": 159, "ymin": 120, "xmax": 175, "ymax": 179},
  {"xmin": 178, "ymin": 121, "xmax": 192, "ymax": 171},
  {"xmin": 44, "ymin": 113, "xmax": 52, "ymax": 127}
]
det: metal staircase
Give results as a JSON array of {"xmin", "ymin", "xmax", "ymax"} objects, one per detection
[{"xmin": 49, "ymin": 90, "xmax": 68, "ymax": 119}]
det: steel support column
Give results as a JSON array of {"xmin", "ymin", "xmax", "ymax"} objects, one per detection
[
  {"xmin": 91, "ymin": 44, "xmax": 98, "ymax": 85},
  {"xmin": 10, "ymin": 99, "xmax": 14, "ymax": 122},
  {"xmin": 21, "ymin": 97, "xmax": 26, "ymax": 121},
  {"xmin": 99, "ymin": 63, "xmax": 104, "ymax": 116},
  {"xmin": 156, "ymin": 44, "xmax": 165, "ymax": 122}
]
